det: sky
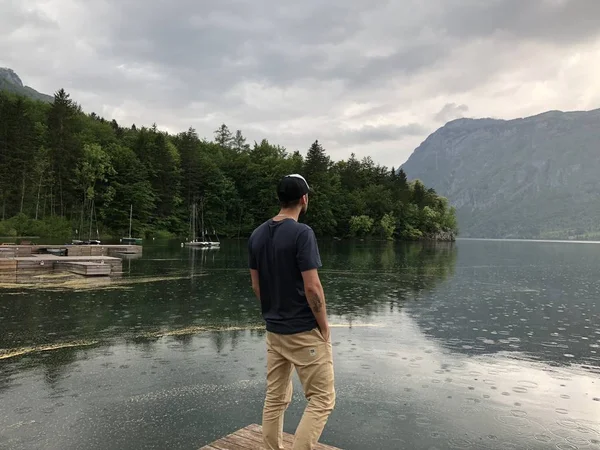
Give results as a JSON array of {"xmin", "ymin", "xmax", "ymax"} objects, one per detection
[{"xmin": 2, "ymin": 0, "xmax": 600, "ymax": 167}]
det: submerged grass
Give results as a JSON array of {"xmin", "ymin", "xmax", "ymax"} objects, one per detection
[
  {"xmin": 0, "ymin": 340, "xmax": 100, "ymax": 360},
  {"xmin": 0, "ymin": 274, "xmax": 194, "ymax": 292},
  {"xmin": 0, "ymin": 323, "xmax": 381, "ymax": 360}
]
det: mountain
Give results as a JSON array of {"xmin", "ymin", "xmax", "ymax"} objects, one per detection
[
  {"xmin": 0, "ymin": 68, "xmax": 53, "ymax": 103},
  {"xmin": 401, "ymin": 108, "xmax": 600, "ymax": 239}
]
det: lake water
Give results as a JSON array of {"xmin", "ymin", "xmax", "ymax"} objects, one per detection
[{"xmin": 0, "ymin": 239, "xmax": 599, "ymax": 450}]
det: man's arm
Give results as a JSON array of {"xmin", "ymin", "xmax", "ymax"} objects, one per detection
[
  {"xmin": 297, "ymin": 228, "xmax": 329, "ymax": 340},
  {"xmin": 248, "ymin": 236, "xmax": 260, "ymax": 302},
  {"xmin": 301, "ymin": 268, "xmax": 330, "ymax": 341},
  {"xmin": 250, "ymin": 269, "xmax": 260, "ymax": 302}
]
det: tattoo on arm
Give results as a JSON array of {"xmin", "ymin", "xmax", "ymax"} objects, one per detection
[{"xmin": 307, "ymin": 292, "xmax": 323, "ymax": 313}]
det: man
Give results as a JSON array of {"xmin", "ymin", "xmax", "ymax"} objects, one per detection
[{"xmin": 248, "ymin": 174, "xmax": 335, "ymax": 450}]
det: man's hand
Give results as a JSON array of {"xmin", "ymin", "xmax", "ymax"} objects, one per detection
[{"xmin": 320, "ymin": 325, "xmax": 331, "ymax": 342}]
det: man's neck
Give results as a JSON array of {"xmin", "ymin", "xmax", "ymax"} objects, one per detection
[{"xmin": 274, "ymin": 208, "xmax": 300, "ymax": 221}]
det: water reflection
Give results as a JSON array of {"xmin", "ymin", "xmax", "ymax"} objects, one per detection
[
  {"xmin": 406, "ymin": 241, "xmax": 600, "ymax": 368},
  {"xmin": 0, "ymin": 240, "xmax": 457, "ymax": 360},
  {"xmin": 1, "ymin": 312, "xmax": 598, "ymax": 450},
  {"xmin": 321, "ymin": 241, "xmax": 457, "ymax": 323}
]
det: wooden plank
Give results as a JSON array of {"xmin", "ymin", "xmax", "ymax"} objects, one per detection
[
  {"xmin": 242, "ymin": 425, "xmax": 297, "ymax": 448},
  {"xmin": 68, "ymin": 247, "xmax": 83, "ymax": 256},
  {"xmin": 5, "ymin": 255, "xmax": 122, "ymax": 277},
  {"xmin": 233, "ymin": 428, "xmax": 264, "ymax": 444},
  {"xmin": 54, "ymin": 261, "xmax": 111, "ymax": 276},
  {"xmin": 210, "ymin": 438, "xmax": 248, "ymax": 450},
  {"xmin": 90, "ymin": 247, "xmax": 106, "ymax": 256},
  {"xmin": 199, "ymin": 424, "xmax": 341, "ymax": 450},
  {"xmin": 221, "ymin": 431, "xmax": 264, "ymax": 448},
  {"xmin": 246, "ymin": 424, "xmax": 339, "ymax": 449}
]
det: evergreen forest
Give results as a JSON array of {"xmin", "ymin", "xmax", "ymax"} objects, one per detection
[{"xmin": 0, "ymin": 89, "xmax": 457, "ymax": 241}]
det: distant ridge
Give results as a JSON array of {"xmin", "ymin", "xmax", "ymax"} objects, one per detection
[
  {"xmin": 0, "ymin": 68, "xmax": 53, "ymax": 103},
  {"xmin": 401, "ymin": 107, "xmax": 600, "ymax": 239}
]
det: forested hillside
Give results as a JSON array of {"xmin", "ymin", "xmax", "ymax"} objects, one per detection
[
  {"xmin": 0, "ymin": 89, "xmax": 457, "ymax": 241},
  {"xmin": 402, "ymin": 109, "xmax": 600, "ymax": 239}
]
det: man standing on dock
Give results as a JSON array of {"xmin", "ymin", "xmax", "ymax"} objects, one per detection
[{"xmin": 248, "ymin": 174, "xmax": 335, "ymax": 450}]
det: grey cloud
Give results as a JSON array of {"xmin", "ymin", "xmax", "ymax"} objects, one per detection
[
  {"xmin": 332, "ymin": 123, "xmax": 429, "ymax": 146},
  {"xmin": 100, "ymin": 1, "xmax": 363, "ymax": 90},
  {"xmin": 326, "ymin": 42, "xmax": 451, "ymax": 89},
  {"xmin": 434, "ymin": 103, "xmax": 469, "ymax": 123},
  {"xmin": 89, "ymin": 0, "xmax": 600, "ymax": 108},
  {"xmin": 1, "ymin": 0, "xmax": 57, "ymax": 32},
  {"xmin": 110, "ymin": 1, "xmax": 441, "ymax": 89},
  {"xmin": 440, "ymin": 0, "xmax": 600, "ymax": 46},
  {"xmin": 1, "ymin": 0, "xmax": 598, "ymax": 166}
]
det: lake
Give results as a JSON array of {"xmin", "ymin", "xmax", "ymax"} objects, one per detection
[{"xmin": 1, "ymin": 239, "xmax": 599, "ymax": 449}]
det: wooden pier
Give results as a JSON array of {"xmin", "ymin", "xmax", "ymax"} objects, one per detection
[
  {"xmin": 199, "ymin": 424, "xmax": 341, "ymax": 450},
  {"xmin": 0, "ymin": 244, "xmax": 134, "ymax": 280},
  {"xmin": 53, "ymin": 260, "xmax": 112, "ymax": 276},
  {"xmin": 0, "ymin": 254, "xmax": 122, "ymax": 280},
  {"xmin": 0, "ymin": 244, "xmax": 142, "ymax": 258}
]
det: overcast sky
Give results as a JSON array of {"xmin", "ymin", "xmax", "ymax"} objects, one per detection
[{"xmin": 2, "ymin": 0, "xmax": 600, "ymax": 167}]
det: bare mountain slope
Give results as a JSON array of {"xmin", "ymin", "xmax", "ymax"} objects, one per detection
[
  {"xmin": 0, "ymin": 68, "xmax": 53, "ymax": 103},
  {"xmin": 401, "ymin": 109, "xmax": 600, "ymax": 239}
]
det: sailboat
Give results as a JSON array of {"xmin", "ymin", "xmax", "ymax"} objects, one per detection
[
  {"xmin": 184, "ymin": 199, "xmax": 220, "ymax": 248},
  {"xmin": 120, "ymin": 204, "xmax": 143, "ymax": 245},
  {"xmin": 72, "ymin": 199, "xmax": 101, "ymax": 245}
]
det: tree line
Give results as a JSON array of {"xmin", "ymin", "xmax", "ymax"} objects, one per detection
[{"xmin": 0, "ymin": 89, "xmax": 457, "ymax": 240}]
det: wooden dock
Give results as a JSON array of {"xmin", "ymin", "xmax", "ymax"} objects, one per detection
[
  {"xmin": 54, "ymin": 260, "xmax": 112, "ymax": 276},
  {"xmin": 0, "ymin": 244, "xmax": 142, "ymax": 258},
  {"xmin": 0, "ymin": 244, "xmax": 139, "ymax": 280},
  {"xmin": 199, "ymin": 424, "xmax": 341, "ymax": 450},
  {"xmin": 0, "ymin": 255, "xmax": 122, "ymax": 280}
]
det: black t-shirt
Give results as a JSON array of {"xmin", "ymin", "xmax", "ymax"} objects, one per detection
[{"xmin": 248, "ymin": 218, "xmax": 322, "ymax": 334}]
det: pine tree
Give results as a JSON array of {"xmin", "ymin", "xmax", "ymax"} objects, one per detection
[
  {"xmin": 304, "ymin": 140, "xmax": 330, "ymax": 184},
  {"xmin": 47, "ymin": 88, "xmax": 81, "ymax": 216},
  {"xmin": 214, "ymin": 124, "xmax": 233, "ymax": 149},
  {"xmin": 412, "ymin": 180, "xmax": 426, "ymax": 208},
  {"xmin": 232, "ymin": 130, "xmax": 249, "ymax": 152},
  {"xmin": 397, "ymin": 168, "xmax": 408, "ymax": 188}
]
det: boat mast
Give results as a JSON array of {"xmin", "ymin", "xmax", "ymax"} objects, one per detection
[
  {"xmin": 88, "ymin": 199, "xmax": 93, "ymax": 241},
  {"xmin": 129, "ymin": 204, "xmax": 133, "ymax": 238},
  {"xmin": 189, "ymin": 202, "xmax": 193, "ymax": 241},
  {"xmin": 192, "ymin": 202, "xmax": 197, "ymax": 242},
  {"xmin": 201, "ymin": 197, "xmax": 206, "ymax": 242}
]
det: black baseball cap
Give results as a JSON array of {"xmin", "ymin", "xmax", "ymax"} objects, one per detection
[{"xmin": 277, "ymin": 174, "xmax": 311, "ymax": 202}]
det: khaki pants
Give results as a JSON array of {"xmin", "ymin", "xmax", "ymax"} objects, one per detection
[{"xmin": 262, "ymin": 328, "xmax": 336, "ymax": 450}]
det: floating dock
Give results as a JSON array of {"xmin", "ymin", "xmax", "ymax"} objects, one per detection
[
  {"xmin": 0, "ymin": 245, "xmax": 131, "ymax": 281},
  {"xmin": 0, "ymin": 244, "xmax": 142, "ymax": 258},
  {"xmin": 53, "ymin": 260, "xmax": 112, "ymax": 276},
  {"xmin": 0, "ymin": 255, "xmax": 122, "ymax": 280},
  {"xmin": 199, "ymin": 424, "xmax": 341, "ymax": 450}
]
